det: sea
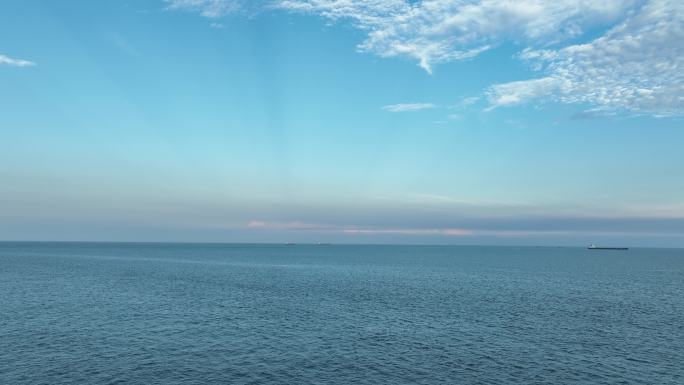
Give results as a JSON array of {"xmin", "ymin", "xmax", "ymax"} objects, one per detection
[{"xmin": 1, "ymin": 242, "xmax": 683, "ymax": 384}]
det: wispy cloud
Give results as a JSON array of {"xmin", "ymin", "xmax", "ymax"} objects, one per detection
[
  {"xmin": 382, "ymin": 102, "xmax": 436, "ymax": 112},
  {"xmin": 0, "ymin": 54, "xmax": 36, "ymax": 67},
  {"xmin": 247, "ymin": 220, "xmax": 474, "ymax": 236},
  {"xmin": 245, "ymin": 218, "xmax": 684, "ymax": 240},
  {"xmin": 277, "ymin": 0, "xmax": 637, "ymax": 73},
  {"xmin": 165, "ymin": 0, "xmax": 246, "ymax": 18},
  {"xmin": 342, "ymin": 228, "xmax": 473, "ymax": 236},
  {"xmin": 487, "ymin": 0, "xmax": 684, "ymax": 116},
  {"xmin": 167, "ymin": 0, "xmax": 682, "ymax": 117},
  {"xmin": 486, "ymin": 77, "xmax": 560, "ymax": 110},
  {"xmin": 278, "ymin": 0, "xmax": 682, "ymax": 116},
  {"xmin": 247, "ymin": 220, "xmax": 329, "ymax": 230},
  {"xmin": 457, "ymin": 96, "xmax": 480, "ymax": 108},
  {"xmin": 570, "ymin": 107, "xmax": 618, "ymax": 120}
]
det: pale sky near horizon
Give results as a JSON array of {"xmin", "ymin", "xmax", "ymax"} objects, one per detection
[{"xmin": 1, "ymin": 0, "xmax": 683, "ymax": 246}]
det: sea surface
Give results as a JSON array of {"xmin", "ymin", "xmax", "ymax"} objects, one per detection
[{"xmin": 1, "ymin": 242, "xmax": 683, "ymax": 384}]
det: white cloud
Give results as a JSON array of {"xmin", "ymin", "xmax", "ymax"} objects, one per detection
[
  {"xmin": 165, "ymin": 0, "xmax": 246, "ymax": 18},
  {"xmin": 382, "ymin": 102, "xmax": 436, "ymax": 112},
  {"xmin": 277, "ymin": 0, "xmax": 637, "ymax": 72},
  {"xmin": 447, "ymin": 96, "xmax": 481, "ymax": 111},
  {"xmin": 487, "ymin": 0, "xmax": 684, "ymax": 116},
  {"xmin": 0, "ymin": 54, "xmax": 35, "ymax": 67},
  {"xmin": 459, "ymin": 96, "xmax": 480, "ymax": 107},
  {"xmin": 486, "ymin": 77, "xmax": 562, "ymax": 108},
  {"xmin": 167, "ymin": 0, "xmax": 683, "ymax": 117}
]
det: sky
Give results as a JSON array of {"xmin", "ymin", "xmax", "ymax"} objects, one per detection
[{"xmin": 1, "ymin": 0, "xmax": 683, "ymax": 246}]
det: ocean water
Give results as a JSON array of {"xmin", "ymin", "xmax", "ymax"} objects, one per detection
[{"xmin": 1, "ymin": 243, "xmax": 683, "ymax": 384}]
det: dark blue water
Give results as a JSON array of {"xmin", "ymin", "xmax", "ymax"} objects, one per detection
[{"xmin": 1, "ymin": 243, "xmax": 683, "ymax": 384}]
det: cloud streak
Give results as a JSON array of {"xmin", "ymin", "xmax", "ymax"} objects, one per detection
[
  {"xmin": 165, "ymin": 0, "xmax": 247, "ymax": 18},
  {"xmin": 0, "ymin": 54, "xmax": 35, "ymax": 67},
  {"xmin": 245, "ymin": 218, "xmax": 684, "ymax": 242},
  {"xmin": 382, "ymin": 102, "xmax": 436, "ymax": 112}
]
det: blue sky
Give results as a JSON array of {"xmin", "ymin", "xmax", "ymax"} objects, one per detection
[{"xmin": 1, "ymin": 0, "xmax": 683, "ymax": 245}]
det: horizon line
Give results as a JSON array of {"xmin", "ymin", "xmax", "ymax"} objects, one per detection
[{"xmin": 0, "ymin": 240, "xmax": 668, "ymax": 249}]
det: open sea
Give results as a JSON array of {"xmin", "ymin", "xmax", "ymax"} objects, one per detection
[{"xmin": 1, "ymin": 242, "xmax": 683, "ymax": 384}]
